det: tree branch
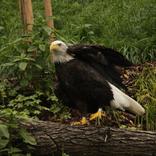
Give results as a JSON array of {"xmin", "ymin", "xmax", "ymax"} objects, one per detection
[{"xmin": 20, "ymin": 120, "xmax": 156, "ymax": 156}]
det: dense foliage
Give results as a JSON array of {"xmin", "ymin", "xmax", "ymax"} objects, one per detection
[{"xmin": 0, "ymin": 0, "xmax": 156, "ymax": 155}]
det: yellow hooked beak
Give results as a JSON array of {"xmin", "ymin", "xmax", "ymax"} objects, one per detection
[{"xmin": 50, "ymin": 44, "xmax": 59, "ymax": 52}]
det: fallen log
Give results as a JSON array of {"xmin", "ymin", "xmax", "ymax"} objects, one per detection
[{"xmin": 21, "ymin": 120, "xmax": 156, "ymax": 156}]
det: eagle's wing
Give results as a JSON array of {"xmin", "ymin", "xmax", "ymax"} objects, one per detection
[
  {"xmin": 67, "ymin": 45, "xmax": 132, "ymax": 67},
  {"xmin": 56, "ymin": 60, "xmax": 144, "ymax": 115},
  {"xmin": 67, "ymin": 45, "xmax": 132, "ymax": 90}
]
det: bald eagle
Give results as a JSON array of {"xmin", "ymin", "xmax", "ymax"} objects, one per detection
[{"xmin": 50, "ymin": 40, "xmax": 145, "ymax": 122}]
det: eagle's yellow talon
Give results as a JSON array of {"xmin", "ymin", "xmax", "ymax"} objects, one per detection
[
  {"xmin": 71, "ymin": 117, "xmax": 88, "ymax": 125},
  {"xmin": 80, "ymin": 117, "xmax": 88, "ymax": 125},
  {"xmin": 90, "ymin": 108, "xmax": 106, "ymax": 121},
  {"xmin": 70, "ymin": 121, "xmax": 80, "ymax": 126}
]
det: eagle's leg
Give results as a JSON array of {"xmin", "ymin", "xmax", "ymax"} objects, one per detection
[{"xmin": 89, "ymin": 108, "xmax": 106, "ymax": 125}]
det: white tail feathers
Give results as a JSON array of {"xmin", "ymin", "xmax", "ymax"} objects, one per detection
[{"xmin": 109, "ymin": 82, "xmax": 145, "ymax": 116}]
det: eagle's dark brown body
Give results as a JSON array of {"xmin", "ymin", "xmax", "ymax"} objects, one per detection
[{"xmin": 54, "ymin": 45, "xmax": 132, "ymax": 113}]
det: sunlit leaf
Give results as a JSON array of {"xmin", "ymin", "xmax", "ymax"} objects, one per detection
[
  {"xmin": 34, "ymin": 64, "xmax": 42, "ymax": 70},
  {"xmin": 0, "ymin": 124, "xmax": 9, "ymax": 139},
  {"xmin": 39, "ymin": 44, "xmax": 45, "ymax": 51},
  {"xmin": 19, "ymin": 129, "xmax": 37, "ymax": 146},
  {"xmin": 19, "ymin": 62, "xmax": 28, "ymax": 71},
  {"xmin": 0, "ymin": 124, "xmax": 9, "ymax": 149}
]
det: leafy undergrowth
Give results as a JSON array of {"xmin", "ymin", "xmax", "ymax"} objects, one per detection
[
  {"xmin": 122, "ymin": 61, "xmax": 156, "ymax": 131},
  {"xmin": 0, "ymin": 112, "xmax": 36, "ymax": 156}
]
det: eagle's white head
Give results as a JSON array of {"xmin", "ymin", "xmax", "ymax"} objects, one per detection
[{"xmin": 50, "ymin": 40, "xmax": 74, "ymax": 63}]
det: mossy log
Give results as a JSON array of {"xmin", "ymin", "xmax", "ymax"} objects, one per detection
[{"xmin": 21, "ymin": 120, "xmax": 156, "ymax": 156}]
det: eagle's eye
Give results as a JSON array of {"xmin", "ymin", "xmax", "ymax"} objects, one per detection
[{"xmin": 58, "ymin": 43, "xmax": 62, "ymax": 46}]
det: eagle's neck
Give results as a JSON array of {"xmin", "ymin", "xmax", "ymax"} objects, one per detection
[{"xmin": 52, "ymin": 52, "xmax": 74, "ymax": 63}]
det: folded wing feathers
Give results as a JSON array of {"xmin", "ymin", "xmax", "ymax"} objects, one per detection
[{"xmin": 109, "ymin": 82, "xmax": 145, "ymax": 116}]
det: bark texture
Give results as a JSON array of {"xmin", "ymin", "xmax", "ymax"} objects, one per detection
[
  {"xmin": 44, "ymin": 0, "xmax": 54, "ymax": 29},
  {"xmin": 19, "ymin": 0, "xmax": 33, "ymax": 32},
  {"xmin": 43, "ymin": 0, "xmax": 55, "ymax": 42},
  {"xmin": 22, "ymin": 120, "xmax": 156, "ymax": 156}
]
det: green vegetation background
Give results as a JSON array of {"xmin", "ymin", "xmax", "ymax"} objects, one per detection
[
  {"xmin": 1, "ymin": 0, "xmax": 156, "ymax": 63},
  {"xmin": 0, "ymin": 0, "xmax": 156, "ymax": 155}
]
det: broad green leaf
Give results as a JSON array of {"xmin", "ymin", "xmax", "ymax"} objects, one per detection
[
  {"xmin": 0, "ymin": 124, "xmax": 9, "ymax": 138},
  {"xmin": 33, "ymin": 110, "xmax": 41, "ymax": 115},
  {"xmin": 9, "ymin": 147, "xmax": 22, "ymax": 154},
  {"xmin": 19, "ymin": 62, "xmax": 28, "ymax": 71},
  {"xmin": 88, "ymin": 31, "xmax": 94, "ymax": 35},
  {"xmin": 19, "ymin": 129, "xmax": 37, "ymax": 145},
  {"xmin": 34, "ymin": 64, "xmax": 42, "ymax": 70},
  {"xmin": 0, "ymin": 26, "xmax": 4, "ymax": 31},
  {"xmin": 39, "ymin": 44, "xmax": 45, "ymax": 51},
  {"xmin": 0, "ymin": 63, "xmax": 14, "ymax": 67},
  {"xmin": 0, "ymin": 138, "xmax": 9, "ymax": 149},
  {"xmin": 84, "ymin": 24, "xmax": 92, "ymax": 28},
  {"xmin": 0, "ymin": 124, "xmax": 9, "ymax": 149}
]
